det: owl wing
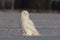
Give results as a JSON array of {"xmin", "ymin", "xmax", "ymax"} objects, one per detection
[
  {"xmin": 27, "ymin": 19, "xmax": 35, "ymax": 27},
  {"xmin": 27, "ymin": 19, "xmax": 40, "ymax": 34},
  {"xmin": 27, "ymin": 19, "xmax": 38, "ymax": 30}
]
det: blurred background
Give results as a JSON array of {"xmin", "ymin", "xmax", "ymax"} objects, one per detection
[{"xmin": 0, "ymin": 0, "xmax": 60, "ymax": 12}]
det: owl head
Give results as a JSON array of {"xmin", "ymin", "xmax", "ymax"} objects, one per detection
[{"xmin": 21, "ymin": 10, "xmax": 29, "ymax": 18}]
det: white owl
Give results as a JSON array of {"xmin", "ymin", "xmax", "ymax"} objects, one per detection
[{"xmin": 21, "ymin": 10, "xmax": 41, "ymax": 36}]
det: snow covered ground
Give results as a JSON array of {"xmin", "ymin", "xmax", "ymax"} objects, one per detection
[{"xmin": 0, "ymin": 11, "xmax": 60, "ymax": 40}]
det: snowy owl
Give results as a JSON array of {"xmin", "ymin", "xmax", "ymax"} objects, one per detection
[{"xmin": 21, "ymin": 10, "xmax": 41, "ymax": 36}]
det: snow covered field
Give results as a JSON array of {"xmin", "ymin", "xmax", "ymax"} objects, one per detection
[{"xmin": 0, "ymin": 11, "xmax": 60, "ymax": 40}]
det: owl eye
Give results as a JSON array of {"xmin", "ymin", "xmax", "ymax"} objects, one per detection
[{"xmin": 23, "ymin": 12, "xmax": 26, "ymax": 14}]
